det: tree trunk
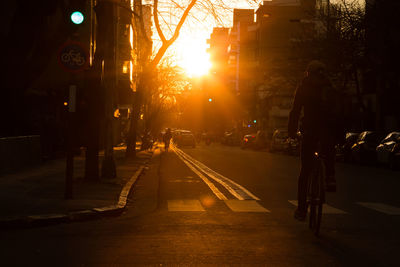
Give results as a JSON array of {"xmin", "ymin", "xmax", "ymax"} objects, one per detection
[
  {"xmin": 84, "ymin": 68, "xmax": 101, "ymax": 181},
  {"xmin": 126, "ymin": 93, "xmax": 139, "ymax": 158}
]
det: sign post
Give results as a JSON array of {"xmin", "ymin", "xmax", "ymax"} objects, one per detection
[{"xmin": 58, "ymin": 41, "xmax": 88, "ymax": 199}]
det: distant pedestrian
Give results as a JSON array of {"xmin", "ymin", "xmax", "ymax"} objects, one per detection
[{"xmin": 163, "ymin": 128, "xmax": 172, "ymax": 152}]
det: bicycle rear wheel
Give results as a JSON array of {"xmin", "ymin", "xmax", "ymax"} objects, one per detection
[
  {"xmin": 308, "ymin": 186, "xmax": 317, "ymax": 231},
  {"xmin": 309, "ymin": 160, "xmax": 325, "ymax": 236}
]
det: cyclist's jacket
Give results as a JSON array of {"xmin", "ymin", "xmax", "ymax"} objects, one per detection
[{"xmin": 288, "ymin": 74, "xmax": 345, "ymax": 139}]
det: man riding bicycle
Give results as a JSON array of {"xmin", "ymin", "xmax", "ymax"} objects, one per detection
[{"xmin": 288, "ymin": 60, "xmax": 345, "ymax": 221}]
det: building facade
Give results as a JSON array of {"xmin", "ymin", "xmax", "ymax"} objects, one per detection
[{"xmin": 208, "ymin": 0, "xmax": 320, "ymax": 135}]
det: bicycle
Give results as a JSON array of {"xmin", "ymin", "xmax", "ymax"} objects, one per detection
[{"xmin": 307, "ymin": 150, "xmax": 326, "ymax": 236}]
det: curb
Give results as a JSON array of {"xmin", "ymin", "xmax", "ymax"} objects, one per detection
[{"xmin": 0, "ymin": 151, "xmax": 154, "ymax": 230}]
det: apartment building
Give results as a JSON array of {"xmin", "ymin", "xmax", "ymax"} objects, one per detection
[
  {"xmin": 227, "ymin": 8, "xmax": 258, "ymax": 123},
  {"xmin": 207, "ymin": 27, "xmax": 230, "ymax": 77},
  {"xmin": 255, "ymin": 0, "xmax": 318, "ymax": 132},
  {"xmin": 208, "ymin": 0, "xmax": 320, "ymax": 133}
]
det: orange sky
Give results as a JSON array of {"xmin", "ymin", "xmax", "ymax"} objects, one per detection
[
  {"xmin": 160, "ymin": 1, "xmax": 260, "ymax": 76},
  {"xmin": 158, "ymin": 0, "xmax": 364, "ymax": 76}
]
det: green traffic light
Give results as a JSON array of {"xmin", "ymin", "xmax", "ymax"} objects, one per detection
[{"xmin": 71, "ymin": 11, "xmax": 84, "ymax": 25}]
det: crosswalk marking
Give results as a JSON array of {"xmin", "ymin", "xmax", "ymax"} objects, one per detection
[
  {"xmin": 288, "ymin": 200, "xmax": 347, "ymax": 214},
  {"xmin": 356, "ymin": 202, "xmax": 400, "ymax": 215},
  {"xmin": 224, "ymin": 200, "xmax": 270, "ymax": 213},
  {"xmin": 168, "ymin": 200, "xmax": 205, "ymax": 212}
]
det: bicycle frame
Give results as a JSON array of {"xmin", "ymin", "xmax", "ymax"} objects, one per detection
[{"xmin": 307, "ymin": 151, "xmax": 326, "ymax": 236}]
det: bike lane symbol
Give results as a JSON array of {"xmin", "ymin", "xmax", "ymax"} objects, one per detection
[{"xmin": 57, "ymin": 42, "xmax": 88, "ymax": 72}]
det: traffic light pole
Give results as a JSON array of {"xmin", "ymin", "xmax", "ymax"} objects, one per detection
[
  {"xmin": 95, "ymin": 0, "xmax": 117, "ymax": 179},
  {"xmin": 65, "ymin": 83, "xmax": 77, "ymax": 199}
]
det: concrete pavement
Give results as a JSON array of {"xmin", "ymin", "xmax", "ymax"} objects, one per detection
[{"xmin": 0, "ymin": 146, "xmax": 154, "ymax": 229}]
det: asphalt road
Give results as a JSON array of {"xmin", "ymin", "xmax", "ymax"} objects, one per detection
[{"xmin": 1, "ymin": 143, "xmax": 399, "ymax": 266}]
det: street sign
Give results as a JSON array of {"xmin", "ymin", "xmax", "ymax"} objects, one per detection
[{"xmin": 57, "ymin": 41, "xmax": 88, "ymax": 72}]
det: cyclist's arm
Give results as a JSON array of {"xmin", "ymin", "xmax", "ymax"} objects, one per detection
[{"xmin": 288, "ymin": 84, "xmax": 304, "ymax": 138}]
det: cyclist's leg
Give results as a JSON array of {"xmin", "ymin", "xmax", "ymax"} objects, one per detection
[
  {"xmin": 297, "ymin": 134, "xmax": 316, "ymax": 214},
  {"xmin": 321, "ymin": 134, "xmax": 336, "ymax": 191}
]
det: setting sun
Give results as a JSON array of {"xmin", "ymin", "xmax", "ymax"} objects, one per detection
[{"xmin": 175, "ymin": 37, "xmax": 211, "ymax": 77}]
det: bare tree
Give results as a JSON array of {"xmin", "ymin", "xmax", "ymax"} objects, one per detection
[
  {"xmin": 144, "ymin": 61, "xmax": 189, "ymax": 135},
  {"xmin": 126, "ymin": 0, "xmax": 257, "ymax": 156},
  {"xmin": 296, "ymin": 1, "xmax": 366, "ymax": 104}
]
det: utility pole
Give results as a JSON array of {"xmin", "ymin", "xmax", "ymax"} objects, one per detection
[
  {"xmin": 95, "ymin": 0, "xmax": 117, "ymax": 179},
  {"xmin": 60, "ymin": 3, "xmax": 92, "ymax": 197},
  {"xmin": 65, "ymin": 83, "xmax": 77, "ymax": 199}
]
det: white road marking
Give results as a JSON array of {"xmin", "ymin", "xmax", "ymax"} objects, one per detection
[
  {"xmin": 356, "ymin": 202, "xmax": 400, "ymax": 215},
  {"xmin": 224, "ymin": 200, "xmax": 270, "ymax": 213},
  {"xmin": 174, "ymin": 149, "xmax": 228, "ymax": 200},
  {"xmin": 168, "ymin": 200, "xmax": 205, "ymax": 211},
  {"xmin": 288, "ymin": 200, "xmax": 347, "ymax": 214},
  {"xmin": 173, "ymin": 146, "xmax": 259, "ymax": 200}
]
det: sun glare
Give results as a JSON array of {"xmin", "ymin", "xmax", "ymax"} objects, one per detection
[{"xmin": 176, "ymin": 38, "xmax": 211, "ymax": 77}]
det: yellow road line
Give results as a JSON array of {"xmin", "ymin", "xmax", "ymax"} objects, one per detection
[
  {"xmin": 174, "ymin": 148, "xmax": 227, "ymax": 200},
  {"xmin": 174, "ymin": 146, "xmax": 259, "ymax": 200}
]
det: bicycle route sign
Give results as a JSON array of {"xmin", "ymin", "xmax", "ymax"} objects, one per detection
[{"xmin": 57, "ymin": 41, "xmax": 88, "ymax": 72}]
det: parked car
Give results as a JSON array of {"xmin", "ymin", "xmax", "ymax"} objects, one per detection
[
  {"xmin": 336, "ymin": 132, "xmax": 360, "ymax": 162},
  {"xmin": 376, "ymin": 132, "xmax": 400, "ymax": 166},
  {"xmin": 285, "ymin": 131, "xmax": 301, "ymax": 156},
  {"xmin": 351, "ymin": 131, "xmax": 384, "ymax": 164},
  {"xmin": 270, "ymin": 129, "xmax": 289, "ymax": 152},
  {"xmin": 222, "ymin": 130, "xmax": 241, "ymax": 146},
  {"xmin": 174, "ymin": 130, "xmax": 196, "ymax": 148},
  {"xmin": 241, "ymin": 133, "xmax": 257, "ymax": 149},
  {"xmin": 389, "ymin": 137, "xmax": 400, "ymax": 170}
]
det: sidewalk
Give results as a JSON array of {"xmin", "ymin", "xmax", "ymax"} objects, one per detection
[{"xmin": 0, "ymin": 146, "xmax": 154, "ymax": 228}]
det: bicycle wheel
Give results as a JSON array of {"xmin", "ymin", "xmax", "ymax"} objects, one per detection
[
  {"xmin": 313, "ymin": 159, "xmax": 325, "ymax": 236},
  {"xmin": 308, "ymin": 170, "xmax": 317, "ymax": 230},
  {"xmin": 310, "ymin": 159, "xmax": 325, "ymax": 236}
]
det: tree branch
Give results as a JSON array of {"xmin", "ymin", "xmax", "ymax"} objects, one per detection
[
  {"xmin": 154, "ymin": 0, "xmax": 167, "ymax": 43},
  {"xmin": 151, "ymin": 0, "xmax": 197, "ymax": 67}
]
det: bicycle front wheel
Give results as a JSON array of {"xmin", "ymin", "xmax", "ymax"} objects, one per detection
[{"xmin": 314, "ymin": 202, "xmax": 323, "ymax": 236}]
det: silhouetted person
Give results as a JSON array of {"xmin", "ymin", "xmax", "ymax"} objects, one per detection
[
  {"xmin": 163, "ymin": 128, "xmax": 172, "ymax": 152},
  {"xmin": 288, "ymin": 60, "xmax": 343, "ymax": 221}
]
